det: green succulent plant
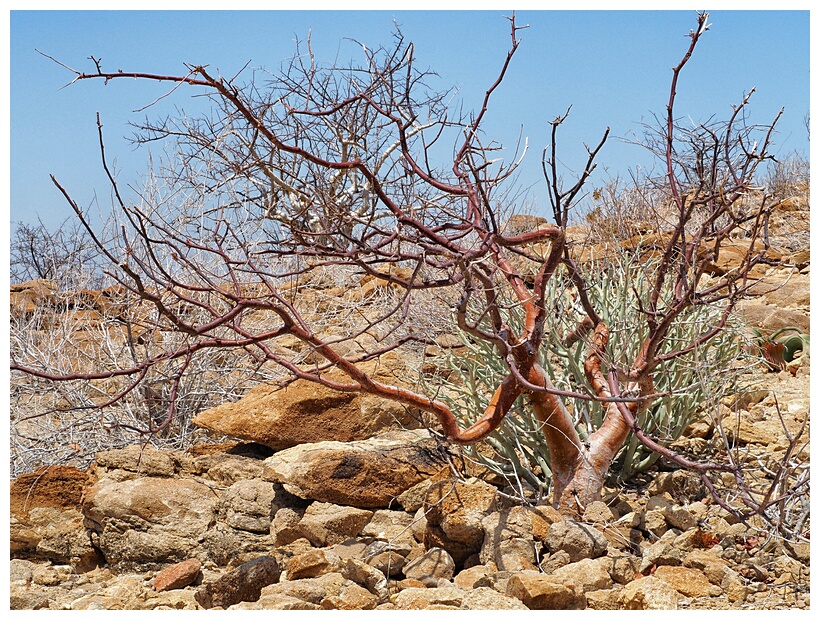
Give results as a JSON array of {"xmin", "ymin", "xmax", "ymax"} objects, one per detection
[{"xmin": 427, "ymin": 251, "xmax": 753, "ymax": 498}]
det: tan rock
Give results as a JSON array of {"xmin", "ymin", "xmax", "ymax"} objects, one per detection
[
  {"xmin": 531, "ymin": 504, "xmax": 564, "ymax": 541},
  {"xmin": 95, "ymin": 444, "xmax": 179, "ymax": 477},
  {"xmin": 490, "ymin": 538, "xmax": 538, "ymax": 572},
  {"xmin": 393, "ymin": 584, "xmax": 465, "ymax": 610},
  {"xmin": 285, "ymin": 548, "xmax": 342, "ymax": 580},
  {"xmin": 618, "ymin": 575, "xmax": 680, "ymax": 610},
  {"xmin": 642, "ymin": 509, "xmax": 668, "ymax": 538},
  {"xmin": 396, "ymin": 578, "xmax": 427, "ymax": 590},
  {"xmin": 271, "ymin": 507, "xmax": 306, "ymax": 546},
  {"xmin": 217, "ymin": 479, "xmax": 277, "ymax": 534},
  {"xmin": 83, "ymin": 476, "xmax": 218, "ymax": 567},
  {"xmin": 402, "ymin": 547, "xmax": 455, "ymax": 586},
  {"xmin": 362, "ymin": 546, "xmax": 406, "ymax": 578},
  {"xmin": 10, "ymin": 279, "xmax": 57, "ymax": 315},
  {"xmin": 721, "ymin": 410, "xmax": 792, "ymax": 447},
  {"xmin": 604, "ymin": 553, "xmax": 642, "ymax": 585},
  {"xmin": 295, "ymin": 502, "xmax": 373, "ymax": 547},
  {"xmin": 10, "ymin": 465, "xmax": 99, "ymax": 569},
  {"xmin": 454, "ymin": 564, "xmax": 495, "ymax": 590},
  {"xmin": 337, "ymin": 557, "xmax": 390, "ymax": 602},
  {"xmin": 551, "ymin": 558, "xmax": 613, "ymax": 593},
  {"xmin": 639, "ymin": 540, "xmax": 682, "ymax": 572},
  {"xmin": 360, "ymin": 509, "xmax": 416, "ymax": 544},
  {"xmin": 653, "ymin": 565, "xmax": 721, "ymax": 598},
  {"xmin": 544, "ymin": 519, "xmax": 608, "ymax": 562},
  {"xmin": 263, "ymin": 430, "xmax": 449, "ymax": 509},
  {"xmin": 423, "ymin": 478, "xmax": 498, "ymax": 563},
  {"xmin": 721, "ymin": 567, "xmax": 749, "ymax": 603},
  {"xmin": 745, "ymin": 272, "xmax": 810, "ymax": 308},
  {"xmin": 186, "ymin": 450, "xmax": 266, "ymax": 485},
  {"xmin": 505, "ymin": 571, "xmax": 585, "ymax": 610},
  {"xmin": 319, "ymin": 581, "xmax": 381, "ymax": 610},
  {"xmin": 13, "ymin": 507, "xmax": 101, "ymax": 571},
  {"xmin": 736, "ymin": 299, "xmax": 810, "ymax": 336},
  {"xmin": 460, "ymin": 587, "xmax": 529, "ymax": 610},
  {"xmin": 250, "ymin": 572, "xmax": 376, "ymax": 610},
  {"xmin": 582, "ymin": 501, "xmax": 616, "ymax": 524},
  {"xmin": 134, "ymin": 588, "xmax": 202, "ymax": 610},
  {"xmin": 232, "ymin": 594, "xmax": 319, "ymax": 610},
  {"xmin": 195, "ymin": 555, "xmax": 280, "ymax": 609},
  {"xmin": 585, "ymin": 586, "xmax": 624, "ymax": 610}
]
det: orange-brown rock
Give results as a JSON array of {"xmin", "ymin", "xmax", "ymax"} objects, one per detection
[
  {"xmin": 154, "ymin": 558, "xmax": 202, "ymax": 592},
  {"xmin": 10, "ymin": 279, "xmax": 57, "ymax": 315},
  {"xmin": 10, "ymin": 465, "xmax": 92, "ymax": 516},
  {"xmin": 192, "ymin": 354, "xmax": 423, "ymax": 450}
]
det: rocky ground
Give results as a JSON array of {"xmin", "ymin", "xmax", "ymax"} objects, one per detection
[
  {"xmin": 9, "ymin": 196, "xmax": 810, "ymax": 610},
  {"xmin": 9, "ymin": 347, "xmax": 810, "ymax": 610}
]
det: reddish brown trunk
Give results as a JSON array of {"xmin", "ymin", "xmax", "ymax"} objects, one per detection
[{"xmin": 529, "ymin": 324, "xmax": 645, "ymax": 515}]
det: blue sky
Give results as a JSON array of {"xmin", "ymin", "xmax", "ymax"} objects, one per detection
[{"xmin": 8, "ymin": 8, "xmax": 812, "ymax": 231}]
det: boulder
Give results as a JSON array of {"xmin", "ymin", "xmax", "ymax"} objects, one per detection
[
  {"xmin": 154, "ymin": 559, "xmax": 202, "ymax": 592},
  {"xmin": 10, "ymin": 465, "xmax": 99, "ymax": 570},
  {"xmin": 505, "ymin": 572, "xmax": 586, "ymax": 610},
  {"xmin": 719, "ymin": 406, "xmax": 804, "ymax": 449},
  {"xmin": 10, "ymin": 465, "xmax": 91, "ymax": 514},
  {"xmin": 393, "ymin": 583, "xmax": 465, "ymax": 610},
  {"xmin": 480, "ymin": 505, "xmax": 542, "ymax": 571},
  {"xmin": 362, "ymin": 540, "xmax": 408, "ymax": 577},
  {"xmin": 618, "ymin": 575, "xmax": 681, "ymax": 610},
  {"xmin": 551, "ymin": 558, "xmax": 613, "ymax": 593},
  {"xmin": 423, "ymin": 478, "xmax": 498, "ymax": 565},
  {"xmin": 603, "ymin": 552, "xmax": 642, "ymax": 585},
  {"xmin": 721, "ymin": 567, "xmax": 750, "ymax": 602},
  {"xmin": 737, "ymin": 299, "xmax": 810, "ymax": 336},
  {"xmin": 360, "ymin": 509, "xmax": 416, "ymax": 544},
  {"xmin": 285, "ymin": 547, "xmax": 343, "ymax": 580},
  {"xmin": 192, "ymin": 355, "xmax": 423, "ymax": 449},
  {"xmin": 653, "ymin": 565, "xmax": 722, "ymax": 598},
  {"xmin": 83, "ymin": 476, "xmax": 218, "ymax": 567},
  {"xmin": 263, "ymin": 430, "xmax": 449, "ymax": 508},
  {"xmin": 95, "ymin": 444, "xmax": 178, "ymax": 477},
  {"xmin": 203, "ymin": 522, "xmax": 276, "ymax": 568},
  {"xmin": 10, "ymin": 583, "xmax": 51, "ymax": 610},
  {"xmin": 216, "ymin": 479, "xmax": 277, "ymax": 534},
  {"xmin": 544, "ymin": 520, "xmax": 608, "ymax": 562},
  {"xmin": 295, "ymin": 502, "xmax": 374, "ymax": 547},
  {"xmin": 745, "ymin": 272, "xmax": 810, "ymax": 308},
  {"xmin": 184, "ymin": 444, "xmax": 270, "ymax": 485},
  {"xmin": 402, "ymin": 547, "xmax": 456, "ymax": 586},
  {"xmin": 195, "ymin": 555, "xmax": 280, "ymax": 609},
  {"xmin": 460, "ymin": 587, "xmax": 529, "ymax": 610},
  {"xmin": 242, "ymin": 572, "xmax": 380, "ymax": 610},
  {"xmin": 454, "ymin": 564, "xmax": 495, "ymax": 589},
  {"xmin": 639, "ymin": 539, "xmax": 682, "ymax": 572},
  {"xmin": 271, "ymin": 507, "xmax": 307, "ymax": 547},
  {"xmin": 585, "ymin": 587, "xmax": 625, "ymax": 610}
]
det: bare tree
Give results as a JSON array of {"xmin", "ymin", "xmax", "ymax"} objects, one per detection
[
  {"xmin": 13, "ymin": 13, "xmax": 801, "ymax": 526},
  {"xmin": 10, "ymin": 217, "xmax": 103, "ymax": 288}
]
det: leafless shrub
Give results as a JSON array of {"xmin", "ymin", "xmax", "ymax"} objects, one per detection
[
  {"xmin": 11, "ymin": 12, "xmax": 807, "ymax": 539},
  {"xmin": 10, "ymin": 217, "xmax": 105, "ymax": 290}
]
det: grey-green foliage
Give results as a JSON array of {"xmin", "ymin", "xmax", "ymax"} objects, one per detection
[{"xmin": 428, "ymin": 250, "xmax": 752, "ymax": 498}]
